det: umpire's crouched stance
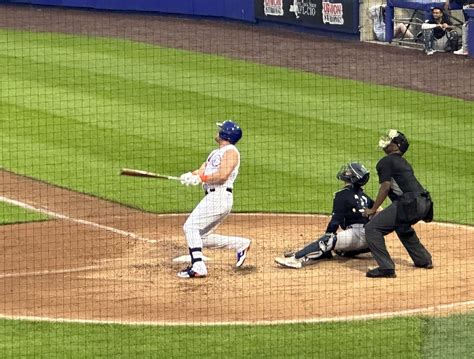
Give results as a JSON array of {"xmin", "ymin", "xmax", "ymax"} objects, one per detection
[{"xmin": 364, "ymin": 130, "xmax": 434, "ymax": 278}]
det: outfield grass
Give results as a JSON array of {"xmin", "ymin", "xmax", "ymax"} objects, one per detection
[{"xmin": 0, "ymin": 30, "xmax": 472, "ymax": 223}]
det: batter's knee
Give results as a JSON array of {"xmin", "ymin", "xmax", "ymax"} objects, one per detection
[{"xmin": 183, "ymin": 221, "xmax": 198, "ymax": 234}]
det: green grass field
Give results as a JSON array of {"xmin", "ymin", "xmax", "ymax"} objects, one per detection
[
  {"xmin": 0, "ymin": 202, "xmax": 47, "ymax": 225},
  {"xmin": 1, "ymin": 314, "xmax": 473, "ymax": 358},
  {"xmin": 0, "ymin": 29, "xmax": 473, "ymax": 357},
  {"xmin": 0, "ymin": 30, "xmax": 473, "ymax": 222}
]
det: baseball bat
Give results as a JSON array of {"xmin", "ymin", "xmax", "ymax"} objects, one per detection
[{"xmin": 120, "ymin": 168, "xmax": 181, "ymax": 181}]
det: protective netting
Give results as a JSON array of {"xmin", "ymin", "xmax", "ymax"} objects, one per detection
[{"xmin": 0, "ymin": 2, "xmax": 473, "ymax": 357}]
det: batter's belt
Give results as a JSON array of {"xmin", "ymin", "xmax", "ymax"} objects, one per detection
[{"xmin": 205, "ymin": 187, "xmax": 233, "ymax": 195}]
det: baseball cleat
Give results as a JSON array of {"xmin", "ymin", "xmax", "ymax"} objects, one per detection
[
  {"xmin": 275, "ymin": 255, "xmax": 303, "ymax": 269},
  {"xmin": 366, "ymin": 267, "xmax": 396, "ymax": 278},
  {"xmin": 177, "ymin": 265, "xmax": 207, "ymax": 279},
  {"xmin": 236, "ymin": 244, "xmax": 250, "ymax": 267}
]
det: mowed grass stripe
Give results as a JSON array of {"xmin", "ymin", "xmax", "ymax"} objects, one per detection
[
  {"xmin": 422, "ymin": 313, "xmax": 474, "ymax": 358},
  {"xmin": 0, "ymin": 29, "xmax": 472, "ymax": 223},
  {"xmin": 0, "ymin": 317, "xmax": 423, "ymax": 358},
  {"xmin": 3, "ymin": 312, "xmax": 474, "ymax": 358},
  {"xmin": 4, "ymin": 31, "xmax": 473, "ymax": 146}
]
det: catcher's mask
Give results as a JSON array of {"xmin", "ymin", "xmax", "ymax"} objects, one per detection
[
  {"xmin": 217, "ymin": 120, "xmax": 242, "ymax": 144},
  {"xmin": 336, "ymin": 162, "xmax": 370, "ymax": 187},
  {"xmin": 378, "ymin": 129, "xmax": 409, "ymax": 154}
]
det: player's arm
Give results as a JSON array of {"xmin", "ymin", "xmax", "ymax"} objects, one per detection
[
  {"xmin": 365, "ymin": 181, "xmax": 390, "ymax": 216},
  {"xmin": 365, "ymin": 157, "xmax": 392, "ymax": 216},
  {"xmin": 325, "ymin": 192, "xmax": 346, "ymax": 234},
  {"xmin": 442, "ymin": 20, "xmax": 455, "ymax": 30},
  {"xmin": 365, "ymin": 193, "xmax": 375, "ymax": 209},
  {"xmin": 193, "ymin": 162, "xmax": 206, "ymax": 176},
  {"xmin": 200, "ymin": 149, "xmax": 238, "ymax": 185}
]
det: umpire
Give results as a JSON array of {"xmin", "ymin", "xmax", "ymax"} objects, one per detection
[{"xmin": 364, "ymin": 130, "xmax": 434, "ymax": 278}]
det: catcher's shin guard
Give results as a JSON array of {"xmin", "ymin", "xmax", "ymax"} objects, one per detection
[{"xmin": 294, "ymin": 233, "xmax": 337, "ymax": 260}]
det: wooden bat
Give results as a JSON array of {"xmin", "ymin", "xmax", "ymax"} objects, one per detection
[{"xmin": 120, "ymin": 168, "xmax": 181, "ymax": 181}]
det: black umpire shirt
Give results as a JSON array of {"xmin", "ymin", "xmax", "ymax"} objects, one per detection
[
  {"xmin": 325, "ymin": 185, "xmax": 374, "ymax": 233},
  {"xmin": 376, "ymin": 153, "xmax": 425, "ymax": 202}
]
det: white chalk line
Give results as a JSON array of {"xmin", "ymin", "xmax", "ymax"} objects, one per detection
[
  {"xmin": 0, "ymin": 266, "xmax": 101, "ymax": 279},
  {"xmin": 0, "ymin": 300, "xmax": 473, "ymax": 327},
  {"xmin": 0, "ymin": 264, "xmax": 143, "ymax": 280},
  {"xmin": 0, "ymin": 195, "xmax": 157, "ymax": 244}
]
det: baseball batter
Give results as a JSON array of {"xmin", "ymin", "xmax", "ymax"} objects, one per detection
[
  {"xmin": 275, "ymin": 162, "xmax": 374, "ymax": 269},
  {"xmin": 177, "ymin": 120, "xmax": 251, "ymax": 278}
]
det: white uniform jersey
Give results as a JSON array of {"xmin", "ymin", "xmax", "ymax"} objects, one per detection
[{"xmin": 203, "ymin": 144, "xmax": 240, "ymax": 191}]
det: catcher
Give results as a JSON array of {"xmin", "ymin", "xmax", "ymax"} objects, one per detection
[{"xmin": 275, "ymin": 162, "xmax": 374, "ymax": 269}]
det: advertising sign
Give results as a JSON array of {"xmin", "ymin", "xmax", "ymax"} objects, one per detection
[{"xmin": 256, "ymin": 0, "xmax": 359, "ymax": 34}]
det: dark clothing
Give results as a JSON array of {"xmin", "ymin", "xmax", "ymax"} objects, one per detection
[
  {"xmin": 453, "ymin": 0, "xmax": 474, "ymax": 21},
  {"xmin": 365, "ymin": 202, "xmax": 432, "ymax": 270},
  {"xmin": 366, "ymin": 153, "xmax": 433, "ymax": 271},
  {"xmin": 325, "ymin": 185, "xmax": 374, "ymax": 234},
  {"xmin": 426, "ymin": 14, "xmax": 453, "ymax": 39},
  {"xmin": 451, "ymin": 0, "xmax": 474, "ymax": 5},
  {"xmin": 376, "ymin": 153, "xmax": 425, "ymax": 202}
]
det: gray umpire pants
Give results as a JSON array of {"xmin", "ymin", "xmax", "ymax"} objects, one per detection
[{"xmin": 365, "ymin": 202, "xmax": 432, "ymax": 270}]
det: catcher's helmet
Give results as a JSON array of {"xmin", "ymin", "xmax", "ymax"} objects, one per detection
[
  {"xmin": 336, "ymin": 162, "xmax": 370, "ymax": 187},
  {"xmin": 378, "ymin": 129, "xmax": 409, "ymax": 154},
  {"xmin": 217, "ymin": 120, "xmax": 242, "ymax": 144}
]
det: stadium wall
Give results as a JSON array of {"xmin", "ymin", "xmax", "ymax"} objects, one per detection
[
  {"xmin": 3, "ymin": 0, "xmax": 256, "ymax": 22},
  {"xmin": 3, "ymin": 0, "xmax": 362, "ymax": 37}
]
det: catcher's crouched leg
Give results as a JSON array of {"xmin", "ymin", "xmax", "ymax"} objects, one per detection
[
  {"xmin": 283, "ymin": 233, "xmax": 336, "ymax": 258},
  {"xmin": 333, "ymin": 225, "xmax": 370, "ymax": 258}
]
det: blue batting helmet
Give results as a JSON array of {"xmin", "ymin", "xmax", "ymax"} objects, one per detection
[{"xmin": 216, "ymin": 120, "xmax": 242, "ymax": 144}]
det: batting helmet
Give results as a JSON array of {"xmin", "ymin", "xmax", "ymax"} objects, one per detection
[
  {"xmin": 336, "ymin": 162, "xmax": 370, "ymax": 187},
  {"xmin": 378, "ymin": 129, "xmax": 410, "ymax": 154},
  {"xmin": 217, "ymin": 120, "xmax": 242, "ymax": 144}
]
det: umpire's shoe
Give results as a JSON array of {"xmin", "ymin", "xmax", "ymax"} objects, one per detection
[
  {"xmin": 366, "ymin": 267, "xmax": 397, "ymax": 278},
  {"xmin": 415, "ymin": 261, "xmax": 433, "ymax": 269}
]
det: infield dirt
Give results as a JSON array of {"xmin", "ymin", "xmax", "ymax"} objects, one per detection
[{"xmin": 0, "ymin": 170, "xmax": 473, "ymax": 323}]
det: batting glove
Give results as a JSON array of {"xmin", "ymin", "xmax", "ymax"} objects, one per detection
[
  {"xmin": 188, "ymin": 174, "xmax": 202, "ymax": 186},
  {"xmin": 180, "ymin": 172, "xmax": 193, "ymax": 186}
]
